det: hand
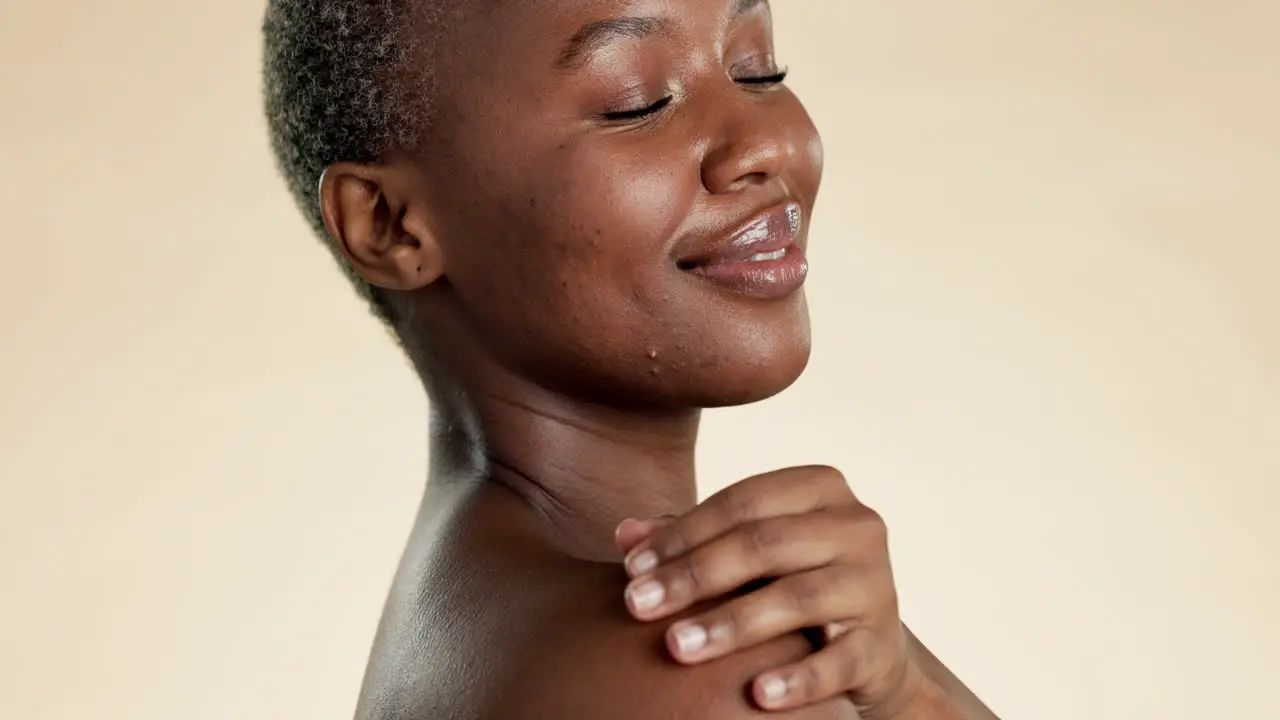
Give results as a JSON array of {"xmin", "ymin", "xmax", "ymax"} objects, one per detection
[{"xmin": 614, "ymin": 466, "xmax": 937, "ymax": 717}]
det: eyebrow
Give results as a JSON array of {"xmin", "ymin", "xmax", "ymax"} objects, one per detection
[
  {"xmin": 554, "ymin": 0, "xmax": 769, "ymax": 71},
  {"xmin": 556, "ymin": 16, "xmax": 668, "ymax": 71},
  {"xmin": 732, "ymin": 0, "xmax": 769, "ymax": 19}
]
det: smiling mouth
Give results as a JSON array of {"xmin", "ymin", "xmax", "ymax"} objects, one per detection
[
  {"xmin": 677, "ymin": 201, "xmax": 803, "ymax": 270},
  {"xmin": 680, "ymin": 242, "xmax": 808, "ymax": 301},
  {"xmin": 677, "ymin": 246, "xmax": 790, "ymax": 270},
  {"xmin": 744, "ymin": 247, "xmax": 789, "ymax": 262},
  {"xmin": 675, "ymin": 202, "xmax": 809, "ymax": 300}
]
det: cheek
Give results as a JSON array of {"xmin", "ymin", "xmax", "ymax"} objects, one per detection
[
  {"xmin": 550, "ymin": 150, "xmax": 709, "ymax": 358},
  {"xmin": 515, "ymin": 141, "xmax": 695, "ymax": 306},
  {"xmin": 445, "ymin": 141, "xmax": 700, "ymax": 363},
  {"xmin": 553, "ymin": 139, "xmax": 693, "ymax": 256}
]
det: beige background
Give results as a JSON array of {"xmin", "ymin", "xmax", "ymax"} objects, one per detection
[{"xmin": 2, "ymin": 1, "xmax": 1277, "ymax": 718}]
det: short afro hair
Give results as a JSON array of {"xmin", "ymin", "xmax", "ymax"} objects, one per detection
[{"xmin": 262, "ymin": 0, "xmax": 439, "ymax": 327}]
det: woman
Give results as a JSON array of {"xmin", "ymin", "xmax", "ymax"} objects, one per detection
[{"xmin": 263, "ymin": 0, "xmax": 998, "ymax": 717}]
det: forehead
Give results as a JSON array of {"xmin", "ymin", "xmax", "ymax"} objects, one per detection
[
  {"xmin": 436, "ymin": 0, "xmax": 769, "ymax": 67},
  {"xmin": 417, "ymin": 0, "xmax": 774, "ymax": 152}
]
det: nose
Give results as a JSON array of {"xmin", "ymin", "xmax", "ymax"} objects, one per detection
[{"xmin": 700, "ymin": 97, "xmax": 798, "ymax": 195}]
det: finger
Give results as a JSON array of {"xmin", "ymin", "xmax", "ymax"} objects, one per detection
[
  {"xmin": 824, "ymin": 620, "xmax": 852, "ymax": 643},
  {"xmin": 753, "ymin": 633, "xmax": 860, "ymax": 710},
  {"xmin": 630, "ymin": 466, "xmax": 856, "ymax": 570},
  {"xmin": 624, "ymin": 512, "xmax": 854, "ymax": 620},
  {"xmin": 753, "ymin": 629, "xmax": 909, "ymax": 712},
  {"xmin": 661, "ymin": 566, "xmax": 864, "ymax": 663},
  {"xmin": 615, "ymin": 516, "xmax": 674, "ymax": 555}
]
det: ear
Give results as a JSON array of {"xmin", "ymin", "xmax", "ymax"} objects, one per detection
[{"xmin": 318, "ymin": 161, "xmax": 444, "ymax": 291}]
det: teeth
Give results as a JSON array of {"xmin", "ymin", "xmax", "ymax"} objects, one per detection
[{"xmin": 747, "ymin": 248, "xmax": 787, "ymax": 262}]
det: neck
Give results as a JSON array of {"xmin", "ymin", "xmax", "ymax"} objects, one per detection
[{"xmin": 426, "ymin": 370, "xmax": 702, "ymax": 562}]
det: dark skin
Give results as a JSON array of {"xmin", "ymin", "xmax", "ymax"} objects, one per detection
[{"xmin": 319, "ymin": 0, "xmax": 999, "ymax": 717}]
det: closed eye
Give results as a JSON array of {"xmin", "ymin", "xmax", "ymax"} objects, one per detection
[
  {"xmin": 597, "ymin": 67, "xmax": 786, "ymax": 123},
  {"xmin": 601, "ymin": 95, "xmax": 673, "ymax": 121},
  {"xmin": 734, "ymin": 69, "xmax": 788, "ymax": 86}
]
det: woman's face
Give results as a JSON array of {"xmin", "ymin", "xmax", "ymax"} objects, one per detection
[{"xmin": 418, "ymin": 0, "xmax": 823, "ymax": 408}]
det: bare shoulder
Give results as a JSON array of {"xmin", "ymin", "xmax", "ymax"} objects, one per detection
[
  {"xmin": 354, "ymin": 489, "xmax": 860, "ymax": 720},
  {"xmin": 357, "ymin": 553, "xmax": 858, "ymax": 720},
  {"xmin": 479, "ymin": 566, "xmax": 861, "ymax": 720}
]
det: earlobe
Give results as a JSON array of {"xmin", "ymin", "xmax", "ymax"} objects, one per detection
[{"xmin": 318, "ymin": 162, "xmax": 444, "ymax": 291}]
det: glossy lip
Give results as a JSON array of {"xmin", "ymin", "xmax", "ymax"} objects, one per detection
[
  {"xmin": 676, "ymin": 201, "xmax": 808, "ymax": 300},
  {"xmin": 677, "ymin": 201, "xmax": 804, "ymax": 268}
]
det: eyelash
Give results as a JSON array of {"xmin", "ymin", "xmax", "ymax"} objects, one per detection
[
  {"xmin": 736, "ymin": 68, "xmax": 789, "ymax": 86},
  {"xmin": 600, "ymin": 68, "xmax": 789, "ymax": 122},
  {"xmin": 602, "ymin": 95, "xmax": 673, "ymax": 121}
]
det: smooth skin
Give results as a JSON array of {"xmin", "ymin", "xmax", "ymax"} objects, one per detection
[{"xmin": 318, "ymin": 0, "xmax": 1000, "ymax": 718}]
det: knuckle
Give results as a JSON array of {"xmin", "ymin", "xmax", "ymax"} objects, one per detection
[
  {"xmin": 814, "ymin": 464, "xmax": 845, "ymax": 482},
  {"xmin": 799, "ymin": 659, "xmax": 835, "ymax": 700},
  {"xmin": 809, "ymin": 465, "xmax": 858, "ymax": 505},
  {"xmin": 682, "ymin": 550, "xmax": 718, "ymax": 594},
  {"xmin": 855, "ymin": 505, "xmax": 888, "ymax": 542},
  {"xmin": 721, "ymin": 483, "xmax": 762, "ymax": 524},
  {"xmin": 655, "ymin": 526, "xmax": 689, "ymax": 558},
  {"xmin": 743, "ymin": 520, "xmax": 787, "ymax": 560},
  {"xmin": 787, "ymin": 573, "xmax": 829, "ymax": 617},
  {"xmin": 810, "ymin": 464, "xmax": 847, "ymax": 488},
  {"xmin": 862, "ymin": 503, "xmax": 885, "ymax": 527}
]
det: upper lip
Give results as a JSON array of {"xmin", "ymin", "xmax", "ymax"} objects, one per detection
[{"xmin": 675, "ymin": 200, "xmax": 803, "ymax": 269}]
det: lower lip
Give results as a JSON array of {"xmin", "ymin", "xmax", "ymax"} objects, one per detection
[{"xmin": 683, "ymin": 245, "xmax": 809, "ymax": 300}]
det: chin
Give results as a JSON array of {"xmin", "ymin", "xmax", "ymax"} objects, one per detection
[
  {"xmin": 694, "ymin": 345, "xmax": 812, "ymax": 407},
  {"xmin": 569, "ymin": 317, "xmax": 811, "ymax": 412},
  {"xmin": 502, "ymin": 289, "xmax": 814, "ymax": 412},
  {"xmin": 678, "ymin": 312, "xmax": 813, "ymax": 408},
  {"xmin": 677, "ymin": 292, "xmax": 813, "ymax": 407}
]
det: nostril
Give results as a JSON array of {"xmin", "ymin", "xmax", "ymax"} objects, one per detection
[{"xmin": 732, "ymin": 171, "xmax": 769, "ymax": 190}]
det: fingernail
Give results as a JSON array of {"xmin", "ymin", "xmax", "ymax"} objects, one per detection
[
  {"xmin": 759, "ymin": 674, "xmax": 790, "ymax": 706},
  {"xmin": 614, "ymin": 518, "xmax": 639, "ymax": 542},
  {"xmin": 824, "ymin": 620, "xmax": 851, "ymax": 641},
  {"xmin": 627, "ymin": 580, "xmax": 665, "ymax": 613},
  {"xmin": 626, "ymin": 549, "xmax": 659, "ymax": 576},
  {"xmin": 671, "ymin": 622, "xmax": 707, "ymax": 654}
]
